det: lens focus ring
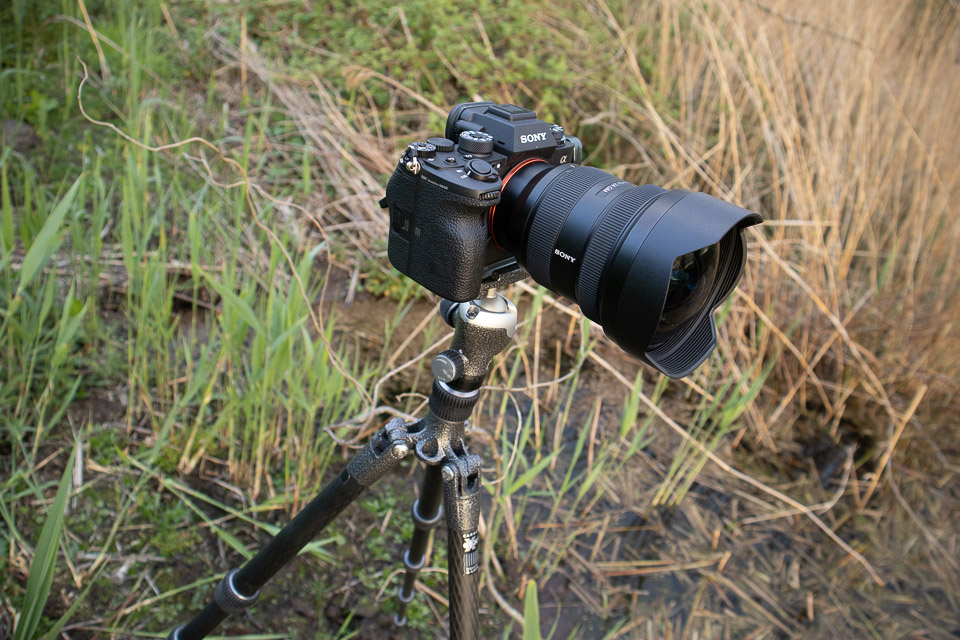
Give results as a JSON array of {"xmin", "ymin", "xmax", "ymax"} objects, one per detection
[
  {"xmin": 525, "ymin": 166, "xmax": 607, "ymax": 289},
  {"xmin": 576, "ymin": 185, "xmax": 665, "ymax": 322}
]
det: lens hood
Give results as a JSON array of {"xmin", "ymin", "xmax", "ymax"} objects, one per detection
[{"xmin": 600, "ymin": 192, "xmax": 762, "ymax": 377}]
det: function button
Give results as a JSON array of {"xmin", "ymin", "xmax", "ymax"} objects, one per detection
[{"xmin": 444, "ymin": 156, "xmax": 458, "ymax": 164}]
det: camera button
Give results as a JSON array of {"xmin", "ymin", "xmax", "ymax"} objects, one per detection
[{"xmin": 444, "ymin": 156, "xmax": 458, "ymax": 164}]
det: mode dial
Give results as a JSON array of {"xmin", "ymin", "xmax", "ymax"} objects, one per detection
[{"xmin": 458, "ymin": 131, "xmax": 494, "ymax": 155}]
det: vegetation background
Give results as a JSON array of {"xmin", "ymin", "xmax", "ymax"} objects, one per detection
[{"xmin": 1, "ymin": 0, "xmax": 958, "ymax": 638}]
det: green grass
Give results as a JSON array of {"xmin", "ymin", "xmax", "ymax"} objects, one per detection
[
  {"xmin": 0, "ymin": 0, "xmax": 363, "ymax": 634},
  {"xmin": 0, "ymin": 0, "xmax": 574, "ymax": 635},
  {"xmin": 2, "ymin": 0, "xmax": 959, "ymax": 639}
]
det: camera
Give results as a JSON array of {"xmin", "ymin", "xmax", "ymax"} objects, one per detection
[
  {"xmin": 381, "ymin": 103, "xmax": 582, "ymax": 302},
  {"xmin": 381, "ymin": 102, "xmax": 762, "ymax": 378}
]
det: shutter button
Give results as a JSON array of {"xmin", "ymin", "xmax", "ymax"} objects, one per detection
[{"xmin": 466, "ymin": 159, "xmax": 497, "ymax": 182}]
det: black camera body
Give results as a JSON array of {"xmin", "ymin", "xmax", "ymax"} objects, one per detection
[{"xmin": 382, "ymin": 102, "xmax": 582, "ymax": 302}]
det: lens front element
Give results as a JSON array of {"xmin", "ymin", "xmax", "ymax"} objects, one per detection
[{"xmin": 655, "ymin": 245, "xmax": 720, "ymax": 342}]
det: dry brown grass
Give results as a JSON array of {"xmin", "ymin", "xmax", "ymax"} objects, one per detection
[{"xmin": 233, "ymin": 0, "xmax": 960, "ymax": 446}]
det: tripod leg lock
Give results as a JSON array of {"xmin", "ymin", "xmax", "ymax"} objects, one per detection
[
  {"xmin": 442, "ymin": 456, "xmax": 483, "ymax": 576},
  {"xmin": 411, "ymin": 497, "xmax": 444, "ymax": 531},
  {"xmin": 442, "ymin": 456, "xmax": 483, "ymax": 639},
  {"xmin": 403, "ymin": 547, "xmax": 427, "ymax": 572},
  {"xmin": 214, "ymin": 569, "xmax": 260, "ymax": 614}
]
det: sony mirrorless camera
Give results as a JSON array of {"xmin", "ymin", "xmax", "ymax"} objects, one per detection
[{"xmin": 381, "ymin": 101, "xmax": 761, "ymax": 378}]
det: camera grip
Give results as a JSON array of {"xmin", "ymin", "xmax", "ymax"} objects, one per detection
[{"xmin": 385, "ymin": 170, "xmax": 494, "ymax": 302}]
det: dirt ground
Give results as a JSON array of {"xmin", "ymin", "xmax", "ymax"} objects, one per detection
[{"xmin": 131, "ymin": 281, "xmax": 958, "ymax": 639}]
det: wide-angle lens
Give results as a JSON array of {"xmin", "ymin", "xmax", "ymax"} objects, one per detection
[{"xmin": 493, "ymin": 162, "xmax": 761, "ymax": 378}]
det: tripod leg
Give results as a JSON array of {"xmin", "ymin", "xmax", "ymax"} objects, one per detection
[
  {"xmin": 394, "ymin": 464, "xmax": 444, "ymax": 626},
  {"xmin": 166, "ymin": 421, "xmax": 411, "ymax": 640},
  {"xmin": 442, "ymin": 456, "xmax": 483, "ymax": 640}
]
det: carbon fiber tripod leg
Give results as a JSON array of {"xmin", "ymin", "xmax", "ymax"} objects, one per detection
[
  {"xmin": 165, "ymin": 421, "xmax": 411, "ymax": 640},
  {"xmin": 442, "ymin": 457, "xmax": 482, "ymax": 640},
  {"xmin": 394, "ymin": 464, "xmax": 445, "ymax": 625}
]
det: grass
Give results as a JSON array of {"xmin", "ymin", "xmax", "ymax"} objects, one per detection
[{"xmin": 1, "ymin": 0, "xmax": 959, "ymax": 638}]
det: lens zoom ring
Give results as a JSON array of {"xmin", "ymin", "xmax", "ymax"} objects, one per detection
[
  {"xmin": 526, "ymin": 167, "xmax": 605, "ymax": 288},
  {"xmin": 577, "ymin": 185, "xmax": 665, "ymax": 321}
]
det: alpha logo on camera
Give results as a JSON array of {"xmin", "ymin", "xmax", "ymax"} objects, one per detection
[
  {"xmin": 520, "ymin": 132, "xmax": 548, "ymax": 144},
  {"xmin": 555, "ymin": 249, "xmax": 577, "ymax": 263}
]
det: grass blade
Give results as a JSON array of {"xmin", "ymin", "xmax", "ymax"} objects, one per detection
[
  {"xmin": 1, "ymin": 154, "xmax": 14, "ymax": 254},
  {"xmin": 16, "ymin": 176, "xmax": 82, "ymax": 295},
  {"xmin": 507, "ymin": 451, "xmax": 559, "ymax": 496},
  {"xmin": 14, "ymin": 441, "xmax": 77, "ymax": 640},
  {"xmin": 523, "ymin": 579, "xmax": 540, "ymax": 640},
  {"xmin": 201, "ymin": 268, "xmax": 263, "ymax": 336}
]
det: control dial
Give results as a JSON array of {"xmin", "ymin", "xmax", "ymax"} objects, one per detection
[
  {"xmin": 466, "ymin": 159, "xmax": 498, "ymax": 182},
  {"xmin": 427, "ymin": 137, "xmax": 455, "ymax": 152},
  {"xmin": 458, "ymin": 131, "xmax": 494, "ymax": 155},
  {"xmin": 406, "ymin": 141, "xmax": 437, "ymax": 158}
]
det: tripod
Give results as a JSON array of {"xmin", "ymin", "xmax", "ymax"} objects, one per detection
[{"xmin": 166, "ymin": 290, "xmax": 518, "ymax": 640}]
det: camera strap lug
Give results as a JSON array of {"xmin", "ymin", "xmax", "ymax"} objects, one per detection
[{"xmin": 405, "ymin": 157, "xmax": 421, "ymax": 174}]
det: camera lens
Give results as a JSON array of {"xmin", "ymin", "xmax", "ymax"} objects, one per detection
[{"xmin": 493, "ymin": 162, "xmax": 761, "ymax": 377}]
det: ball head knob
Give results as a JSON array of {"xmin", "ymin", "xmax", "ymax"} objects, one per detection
[{"xmin": 432, "ymin": 350, "xmax": 465, "ymax": 383}]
